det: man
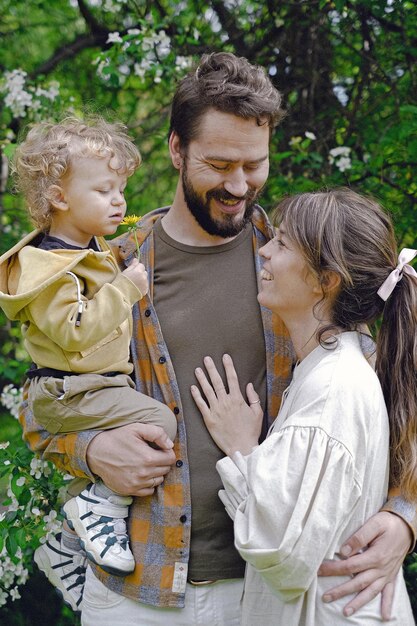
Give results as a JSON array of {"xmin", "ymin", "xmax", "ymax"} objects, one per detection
[{"xmin": 22, "ymin": 52, "xmax": 414, "ymax": 624}]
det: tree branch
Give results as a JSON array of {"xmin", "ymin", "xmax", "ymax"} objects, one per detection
[
  {"xmin": 29, "ymin": 32, "xmax": 110, "ymax": 78},
  {"xmin": 77, "ymin": 0, "xmax": 108, "ymax": 36},
  {"xmin": 210, "ymin": 0, "xmax": 248, "ymax": 57}
]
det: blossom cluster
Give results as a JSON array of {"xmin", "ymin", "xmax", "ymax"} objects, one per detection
[
  {"xmin": 0, "ymin": 384, "xmax": 66, "ymax": 607},
  {"xmin": 1, "ymin": 69, "xmax": 60, "ymax": 119},
  {"xmin": 328, "ymin": 146, "xmax": 352, "ymax": 172},
  {"xmin": 96, "ymin": 27, "xmax": 193, "ymax": 86},
  {"xmin": 0, "ymin": 548, "xmax": 29, "ymax": 607},
  {"xmin": 1, "ymin": 384, "xmax": 22, "ymax": 419}
]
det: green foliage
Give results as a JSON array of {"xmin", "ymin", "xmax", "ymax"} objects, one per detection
[
  {"xmin": 0, "ymin": 396, "xmax": 67, "ymax": 609},
  {"xmin": 0, "ymin": 0, "xmax": 416, "ymax": 620}
]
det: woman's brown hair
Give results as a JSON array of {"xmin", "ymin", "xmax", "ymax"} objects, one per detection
[{"xmin": 273, "ymin": 188, "xmax": 417, "ymax": 500}]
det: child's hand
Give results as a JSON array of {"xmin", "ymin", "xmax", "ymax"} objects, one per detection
[{"xmin": 122, "ymin": 258, "xmax": 149, "ymax": 296}]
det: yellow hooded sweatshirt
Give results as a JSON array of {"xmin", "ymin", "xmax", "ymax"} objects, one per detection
[{"xmin": 0, "ymin": 230, "xmax": 142, "ymax": 374}]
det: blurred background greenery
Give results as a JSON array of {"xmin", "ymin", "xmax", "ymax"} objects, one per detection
[{"xmin": 1, "ymin": 0, "xmax": 416, "ymax": 622}]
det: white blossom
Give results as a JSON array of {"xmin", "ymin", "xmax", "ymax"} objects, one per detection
[
  {"xmin": 305, "ymin": 131, "xmax": 316, "ymax": 140},
  {"xmin": 2, "ymin": 70, "xmax": 32, "ymax": 117},
  {"xmin": 0, "ymin": 588, "xmax": 7, "ymax": 607},
  {"xmin": 328, "ymin": 146, "xmax": 352, "ymax": 172},
  {"xmin": 204, "ymin": 8, "xmax": 222, "ymax": 33},
  {"xmin": 134, "ymin": 63, "xmax": 146, "ymax": 79},
  {"xmin": 35, "ymin": 82, "xmax": 60, "ymax": 101},
  {"xmin": 329, "ymin": 146, "xmax": 351, "ymax": 158},
  {"xmin": 175, "ymin": 56, "xmax": 193, "ymax": 71},
  {"xmin": 336, "ymin": 156, "xmax": 352, "ymax": 171},
  {"xmin": 1, "ymin": 384, "xmax": 23, "ymax": 419},
  {"xmin": 43, "ymin": 509, "xmax": 61, "ymax": 539},
  {"xmin": 107, "ymin": 31, "xmax": 123, "ymax": 44},
  {"xmin": 10, "ymin": 586, "xmax": 21, "ymax": 601},
  {"xmin": 29, "ymin": 456, "xmax": 51, "ymax": 478}
]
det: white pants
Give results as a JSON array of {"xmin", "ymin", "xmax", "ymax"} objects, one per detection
[{"xmin": 81, "ymin": 566, "xmax": 243, "ymax": 626}]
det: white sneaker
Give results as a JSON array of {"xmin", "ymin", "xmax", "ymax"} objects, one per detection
[
  {"xmin": 63, "ymin": 484, "xmax": 135, "ymax": 576},
  {"xmin": 34, "ymin": 532, "xmax": 86, "ymax": 612}
]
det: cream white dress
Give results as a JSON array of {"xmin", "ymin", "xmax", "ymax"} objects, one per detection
[{"xmin": 217, "ymin": 332, "xmax": 415, "ymax": 625}]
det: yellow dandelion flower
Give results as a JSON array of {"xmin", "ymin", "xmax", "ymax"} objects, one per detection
[
  {"xmin": 120, "ymin": 215, "xmax": 141, "ymax": 227},
  {"xmin": 120, "ymin": 214, "xmax": 142, "ymax": 260}
]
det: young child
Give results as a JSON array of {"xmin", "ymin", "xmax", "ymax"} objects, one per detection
[{"xmin": 0, "ymin": 116, "xmax": 177, "ymax": 604}]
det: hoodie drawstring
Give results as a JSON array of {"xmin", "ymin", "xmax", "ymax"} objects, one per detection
[{"xmin": 66, "ymin": 271, "xmax": 83, "ymax": 326}]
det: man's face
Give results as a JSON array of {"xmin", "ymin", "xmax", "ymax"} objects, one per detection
[{"xmin": 179, "ymin": 110, "xmax": 270, "ymax": 238}]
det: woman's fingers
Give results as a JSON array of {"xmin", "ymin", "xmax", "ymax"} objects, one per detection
[
  {"xmin": 194, "ymin": 366, "xmax": 219, "ymax": 406},
  {"xmin": 203, "ymin": 356, "xmax": 228, "ymax": 395},
  {"xmin": 246, "ymin": 382, "xmax": 263, "ymax": 418},
  {"xmin": 246, "ymin": 381, "xmax": 260, "ymax": 404},
  {"xmin": 190, "ymin": 384, "xmax": 210, "ymax": 419},
  {"xmin": 222, "ymin": 354, "xmax": 241, "ymax": 392}
]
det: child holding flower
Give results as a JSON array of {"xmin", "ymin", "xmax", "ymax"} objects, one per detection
[{"xmin": 0, "ymin": 116, "xmax": 177, "ymax": 602}]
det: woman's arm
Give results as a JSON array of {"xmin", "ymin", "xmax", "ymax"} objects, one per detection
[
  {"xmin": 191, "ymin": 353, "xmax": 361, "ymax": 600},
  {"xmin": 217, "ymin": 427, "xmax": 360, "ymax": 601}
]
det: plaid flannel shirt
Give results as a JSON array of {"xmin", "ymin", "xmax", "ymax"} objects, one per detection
[
  {"xmin": 20, "ymin": 205, "xmax": 294, "ymax": 607},
  {"xmin": 19, "ymin": 205, "xmax": 416, "ymax": 607}
]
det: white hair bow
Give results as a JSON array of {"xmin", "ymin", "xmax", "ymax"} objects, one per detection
[{"xmin": 377, "ymin": 248, "xmax": 417, "ymax": 301}]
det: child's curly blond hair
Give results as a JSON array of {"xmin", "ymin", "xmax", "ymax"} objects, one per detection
[{"xmin": 14, "ymin": 115, "xmax": 141, "ymax": 231}]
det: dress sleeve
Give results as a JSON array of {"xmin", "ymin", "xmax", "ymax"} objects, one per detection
[
  {"xmin": 216, "ymin": 426, "xmax": 361, "ymax": 601},
  {"xmin": 381, "ymin": 495, "xmax": 417, "ymax": 552}
]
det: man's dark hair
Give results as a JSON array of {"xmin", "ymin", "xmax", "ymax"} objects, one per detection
[{"xmin": 169, "ymin": 52, "xmax": 285, "ymax": 148}]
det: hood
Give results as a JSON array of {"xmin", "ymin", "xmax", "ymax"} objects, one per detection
[{"xmin": 0, "ymin": 230, "xmax": 110, "ymax": 319}]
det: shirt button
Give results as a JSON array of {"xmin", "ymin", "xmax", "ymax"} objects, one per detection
[
  {"xmin": 180, "ymin": 515, "xmax": 187, "ymax": 523},
  {"xmin": 159, "ymin": 356, "xmax": 166, "ymax": 364},
  {"xmin": 144, "ymin": 309, "xmax": 151, "ymax": 317},
  {"xmin": 176, "ymin": 460, "xmax": 183, "ymax": 467},
  {"xmin": 173, "ymin": 407, "xmax": 180, "ymax": 415}
]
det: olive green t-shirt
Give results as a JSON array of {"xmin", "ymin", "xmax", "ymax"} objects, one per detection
[{"xmin": 153, "ymin": 218, "xmax": 267, "ymax": 580}]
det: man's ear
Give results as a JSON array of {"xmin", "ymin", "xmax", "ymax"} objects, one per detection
[
  {"xmin": 47, "ymin": 184, "xmax": 69, "ymax": 211},
  {"xmin": 168, "ymin": 132, "xmax": 183, "ymax": 170}
]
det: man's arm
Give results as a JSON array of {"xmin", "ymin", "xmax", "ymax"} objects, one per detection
[
  {"xmin": 318, "ymin": 509, "xmax": 413, "ymax": 620},
  {"xmin": 20, "ymin": 381, "xmax": 177, "ymax": 495},
  {"xmin": 86, "ymin": 423, "xmax": 176, "ymax": 496}
]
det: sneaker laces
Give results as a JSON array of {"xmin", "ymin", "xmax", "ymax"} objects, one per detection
[{"xmin": 52, "ymin": 541, "xmax": 86, "ymax": 608}]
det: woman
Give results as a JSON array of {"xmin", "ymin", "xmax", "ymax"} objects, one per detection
[{"xmin": 191, "ymin": 189, "xmax": 416, "ymax": 625}]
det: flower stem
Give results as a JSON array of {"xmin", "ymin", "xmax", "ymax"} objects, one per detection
[{"xmin": 133, "ymin": 228, "xmax": 140, "ymax": 261}]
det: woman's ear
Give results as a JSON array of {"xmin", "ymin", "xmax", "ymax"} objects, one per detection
[
  {"xmin": 47, "ymin": 184, "xmax": 69, "ymax": 211},
  {"xmin": 320, "ymin": 270, "xmax": 341, "ymax": 295}
]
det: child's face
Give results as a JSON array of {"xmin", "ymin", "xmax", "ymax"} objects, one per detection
[{"xmin": 52, "ymin": 155, "xmax": 128, "ymax": 246}]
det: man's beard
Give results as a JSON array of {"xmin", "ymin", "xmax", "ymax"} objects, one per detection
[{"xmin": 182, "ymin": 164, "xmax": 259, "ymax": 238}]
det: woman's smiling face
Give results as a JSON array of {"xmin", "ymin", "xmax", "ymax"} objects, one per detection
[{"xmin": 257, "ymin": 225, "xmax": 323, "ymax": 320}]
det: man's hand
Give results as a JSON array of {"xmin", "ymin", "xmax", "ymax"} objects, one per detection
[
  {"xmin": 318, "ymin": 511, "xmax": 412, "ymax": 620},
  {"xmin": 87, "ymin": 423, "xmax": 176, "ymax": 496}
]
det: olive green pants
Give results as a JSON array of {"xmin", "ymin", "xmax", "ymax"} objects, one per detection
[{"xmin": 29, "ymin": 372, "xmax": 177, "ymax": 497}]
